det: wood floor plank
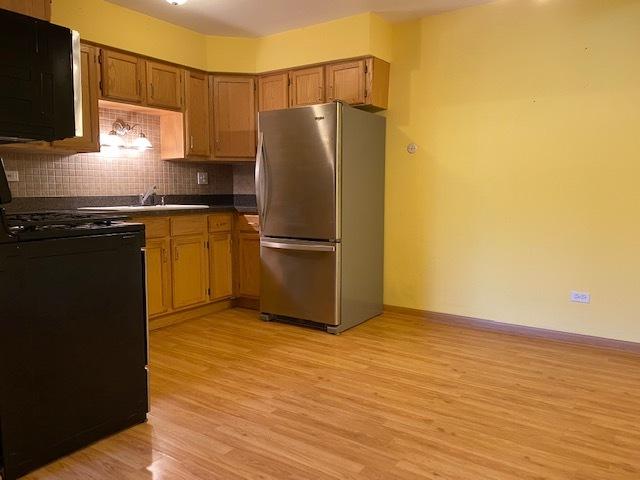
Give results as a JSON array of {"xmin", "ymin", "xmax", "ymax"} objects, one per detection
[{"xmin": 25, "ymin": 308, "xmax": 640, "ymax": 479}]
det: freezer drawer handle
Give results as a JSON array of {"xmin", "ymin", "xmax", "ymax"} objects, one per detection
[{"xmin": 260, "ymin": 240, "xmax": 335, "ymax": 252}]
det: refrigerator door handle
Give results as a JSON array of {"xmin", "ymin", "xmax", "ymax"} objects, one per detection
[
  {"xmin": 255, "ymin": 131, "xmax": 266, "ymax": 224},
  {"xmin": 260, "ymin": 240, "xmax": 336, "ymax": 252}
]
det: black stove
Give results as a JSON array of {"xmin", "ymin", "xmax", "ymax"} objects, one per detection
[
  {"xmin": 1, "ymin": 210, "xmax": 143, "ymax": 242},
  {"xmin": 0, "ymin": 160, "xmax": 149, "ymax": 480}
]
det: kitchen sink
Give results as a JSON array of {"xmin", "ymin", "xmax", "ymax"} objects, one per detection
[{"xmin": 78, "ymin": 204, "xmax": 210, "ymax": 212}]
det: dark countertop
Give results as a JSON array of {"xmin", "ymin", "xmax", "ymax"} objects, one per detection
[
  {"xmin": 116, "ymin": 205, "xmax": 258, "ymax": 217},
  {"xmin": 4, "ymin": 194, "xmax": 258, "ymax": 216}
]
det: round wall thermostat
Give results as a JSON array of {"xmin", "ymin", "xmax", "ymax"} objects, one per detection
[{"xmin": 407, "ymin": 143, "xmax": 418, "ymax": 154}]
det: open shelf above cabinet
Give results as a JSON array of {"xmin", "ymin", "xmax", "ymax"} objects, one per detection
[{"xmin": 99, "ymin": 100, "xmax": 185, "ymax": 161}]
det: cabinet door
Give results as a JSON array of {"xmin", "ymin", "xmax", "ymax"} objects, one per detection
[
  {"xmin": 289, "ymin": 66, "xmax": 325, "ymax": 107},
  {"xmin": 212, "ymin": 76, "xmax": 256, "ymax": 158},
  {"xmin": 100, "ymin": 50, "xmax": 145, "ymax": 104},
  {"xmin": 184, "ymin": 71, "xmax": 210, "ymax": 157},
  {"xmin": 146, "ymin": 238, "xmax": 171, "ymax": 317},
  {"xmin": 326, "ymin": 59, "xmax": 366, "ymax": 105},
  {"xmin": 237, "ymin": 232, "xmax": 260, "ymax": 298},
  {"xmin": 0, "ymin": 0, "xmax": 51, "ymax": 20},
  {"xmin": 52, "ymin": 44, "xmax": 100, "ymax": 153},
  {"xmin": 171, "ymin": 235, "xmax": 208, "ymax": 309},
  {"xmin": 209, "ymin": 233, "xmax": 233, "ymax": 301},
  {"xmin": 147, "ymin": 61, "xmax": 183, "ymax": 110},
  {"xmin": 258, "ymin": 73, "xmax": 288, "ymax": 112},
  {"xmin": 364, "ymin": 57, "xmax": 390, "ymax": 111}
]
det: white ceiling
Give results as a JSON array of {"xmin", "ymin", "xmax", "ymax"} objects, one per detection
[{"xmin": 105, "ymin": 0, "xmax": 496, "ymax": 37}]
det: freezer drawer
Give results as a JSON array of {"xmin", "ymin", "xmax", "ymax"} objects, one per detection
[{"xmin": 260, "ymin": 238, "xmax": 340, "ymax": 326}]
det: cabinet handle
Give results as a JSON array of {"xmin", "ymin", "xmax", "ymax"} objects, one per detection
[
  {"xmin": 190, "ymin": 135, "xmax": 194, "ymax": 150},
  {"xmin": 162, "ymin": 247, "xmax": 168, "ymax": 263},
  {"xmin": 175, "ymin": 248, "xmax": 179, "ymax": 261}
]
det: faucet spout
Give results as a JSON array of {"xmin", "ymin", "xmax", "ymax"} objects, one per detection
[{"xmin": 139, "ymin": 185, "xmax": 157, "ymax": 206}]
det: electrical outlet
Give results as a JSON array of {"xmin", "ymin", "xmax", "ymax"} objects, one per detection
[
  {"xmin": 197, "ymin": 172, "xmax": 208, "ymax": 185},
  {"xmin": 6, "ymin": 171, "xmax": 19, "ymax": 182},
  {"xmin": 570, "ymin": 291, "xmax": 591, "ymax": 304}
]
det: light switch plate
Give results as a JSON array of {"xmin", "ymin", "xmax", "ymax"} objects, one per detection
[
  {"xmin": 6, "ymin": 171, "xmax": 19, "ymax": 182},
  {"xmin": 197, "ymin": 172, "xmax": 208, "ymax": 185}
]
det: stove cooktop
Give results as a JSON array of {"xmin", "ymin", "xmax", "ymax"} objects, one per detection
[
  {"xmin": 7, "ymin": 211, "xmax": 127, "ymax": 229},
  {"xmin": 1, "ymin": 210, "xmax": 143, "ymax": 242}
]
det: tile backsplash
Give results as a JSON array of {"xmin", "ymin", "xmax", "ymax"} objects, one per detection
[
  {"xmin": 233, "ymin": 163, "xmax": 256, "ymax": 195},
  {"xmin": 1, "ymin": 107, "xmax": 232, "ymax": 198}
]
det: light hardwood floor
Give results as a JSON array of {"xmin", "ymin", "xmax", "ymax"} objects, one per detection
[{"xmin": 27, "ymin": 308, "xmax": 640, "ymax": 479}]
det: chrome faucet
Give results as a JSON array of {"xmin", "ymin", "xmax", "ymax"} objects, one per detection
[{"xmin": 139, "ymin": 185, "xmax": 157, "ymax": 206}]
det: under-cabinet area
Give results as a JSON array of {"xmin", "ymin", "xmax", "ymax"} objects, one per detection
[{"xmin": 135, "ymin": 212, "xmax": 259, "ymax": 330}]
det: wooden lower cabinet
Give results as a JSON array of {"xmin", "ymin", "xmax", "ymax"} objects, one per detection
[
  {"xmin": 171, "ymin": 234, "xmax": 209, "ymax": 309},
  {"xmin": 145, "ymin": 238, "xmax": 171, "ymax": 317},
  {"xmin": 209, "ymin": 233, "xmax": 233, "ymax": 300},
  {"xmin": 137, "ymin": 212, "xmax": 259, "ymax": 327},
  {"xmin": 237, "ymin": 232, "xmax": 260, "ymax": 298}
]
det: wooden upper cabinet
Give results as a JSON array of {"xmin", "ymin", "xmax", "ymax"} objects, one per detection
[
  {"xmin": 184, "ymin": 71, "xmax": 210, "ymax": 157},
  {"xmin": 289, "ymin": 66, "xmax": 325, "ymax": 107},
  {"xmin": 52, "ymin": 44, "xmax": 100, "ymax": 153},
  {"xmin": 147, "ymin": 61, "xmax": 183, "ymax": 110},
  {"xmin": 363, "ymin": 57, "xmax": 391, "ymax": 111},
  {"xmin": 326, "ymin": 59, "xmax": 366, "ymax": 105},
  {"xmin": 212, "ymin": 76, "xmax": 256, "ymax": 158},
  {"xmin": 325, "ymin": 57, "xmax": 390, "ymax": 110},
  {"xmin": 0, "ymin": 0, "xmax": 51, "ymax": 20},
  {"xmin": 99, "ymin": 49, "xmax": 146, "ymax": 104},
  {"xmin": 258, "ymin": 73, "xmax": 289, "ymax": 112}
]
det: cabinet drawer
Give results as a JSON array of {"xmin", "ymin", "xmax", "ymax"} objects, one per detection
[
  {"xmin": 208, "ymin": 214, "xmax": 232, "ymax": 233},
  {"xmin": 236, "ymin": 214, "xmax": 260, "ymax": 232},
  {"xmin": 171, "ymin": 215, "xmax": 207, "ymax": 236},
  {"xmin": 136, "ymin": 217, "xmax": 170, "ymax": 239}
]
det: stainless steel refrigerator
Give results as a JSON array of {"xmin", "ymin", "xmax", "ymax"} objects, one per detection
[{"xmin": 256, "ymin": 102, "xmax": 385, "ymax": 333}]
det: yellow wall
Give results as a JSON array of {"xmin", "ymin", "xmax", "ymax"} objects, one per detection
[
  {"xmin": 385, "ymin": 0, "xmax": 640, "ymax": 342},
  {"xmin": 254, "ymin": 13, "xmax": 392, "ymax": 72},
  {"xmin": 205, "ymin": 35, "xmax": 258, "ymax": 73},
  {"xmin": 51, "ymin": 0, "xmax": 209, "ymax": 69}
]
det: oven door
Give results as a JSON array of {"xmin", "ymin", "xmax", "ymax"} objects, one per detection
[{"xmin": 260, "ymin": 238, "xmax": 340, "ymax": 326}]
